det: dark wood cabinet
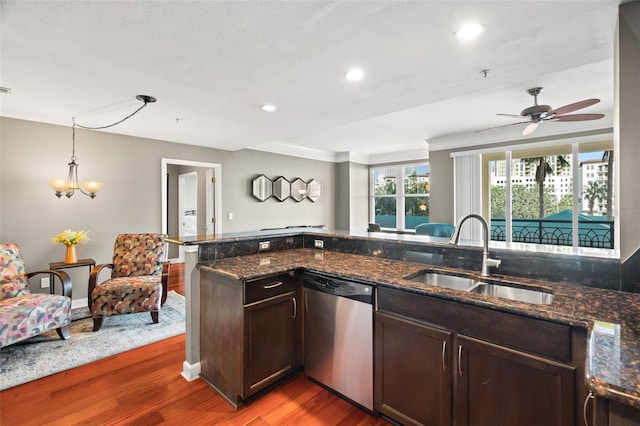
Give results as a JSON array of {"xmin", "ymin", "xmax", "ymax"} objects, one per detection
[
  {"xmin": 592, "ymin": 396, "xmax": 640, "ymax": 426},
  {"xmin": 375, "ymin": 311, "xmax": 453, "ymax": 426},
  {"xmin": 376, "ymin": 286, "xmax": 586, "ymax": 426},
  {"xmin": 244, "ymin": 290, "xmax": 298, "ymax": 397},
  {"xmin": 456, "ymin": 335, "xmax": 574, "ymax": 426},
  {"xmin": 200, "ymin": 268, "xmax": 302, "ymax": 408}
]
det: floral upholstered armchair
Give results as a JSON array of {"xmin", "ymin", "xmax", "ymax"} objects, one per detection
[
  {"xmin": 0, "ymin": 243, "xmax": 72, "ymax": 348},
  {"xmin": 88, "ymin": 233, "xmax": 169, "ymax": 332}
]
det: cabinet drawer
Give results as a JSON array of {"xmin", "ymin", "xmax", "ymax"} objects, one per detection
[
  {"xmin": 378, "ymin": 286, "xmax": 571, "ymax": 363},
  {"xmin": 245, "ymin": 273, "xmax": 297, "ymax": 304}
]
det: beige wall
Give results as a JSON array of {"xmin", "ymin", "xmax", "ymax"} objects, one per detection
[
  {"xmin": 334, "ymin": 161, "xmax": 370, "ymax": 232},
  {"xmin": 0, "ymin": 117, "xmax": 334, "ymax": 299},
  {"xmin": 428, "ymin": 150, "xmax": 455, "ymax": 223}
]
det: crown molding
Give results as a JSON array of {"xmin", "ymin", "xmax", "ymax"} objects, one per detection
[
  {"xmin": 249, "ymin": 142, "xmax": 337, "ymax": 163},
  {"xmin": 250, "ymin": 142, "xmax": 429, "ymax": 165},
  {"xmin": 427, "ymin": 121, "xmax": 614, "ymax": 152}
]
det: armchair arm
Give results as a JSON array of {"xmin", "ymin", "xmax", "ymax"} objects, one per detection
[
  {"xmin": 27, "ymin": 270, "xmax": 72, "ymax": 297},
  {"xmin": 88, "ymin": 263, "xmax": 114, "ymax": 298},
  {"xmin": 160, "ymin": 262, "xmax": 170, "ymax": 305}
]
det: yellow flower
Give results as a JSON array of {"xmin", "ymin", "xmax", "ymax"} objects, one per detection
[{"xmin": 52, "ymin": 229, "xmax": 89, "ymax": 246}]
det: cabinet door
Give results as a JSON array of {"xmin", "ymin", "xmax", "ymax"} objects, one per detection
[
  {"xmin": 375, "ymin": 312, "xmax": 453, "ymax": 426},
  {"xmin": 456, "ymin": 335, "xmax": 575, "ymax": 426},
  {"xmin": 244, "ymin": 291, "xmax": 297, "ymax": 398}
]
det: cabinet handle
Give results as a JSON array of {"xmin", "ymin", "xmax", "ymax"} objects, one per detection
[
  {"xmin": 458, "ymin": 344, "xmax": 463, "ymax": 377},
  {"xmin": 583, "ymin": 391, "xmax": 594, "ymax": 426},
  {"xmin": 292, "ymin": 297, "xmax": 297, "ymax": 319},
  {"xmin": 263, "ymin": 281, "xmax": 283, "ymax": 289},
  {"xmin": 441, "ymin": 341, "xmax": 447, "ymax": 371}
]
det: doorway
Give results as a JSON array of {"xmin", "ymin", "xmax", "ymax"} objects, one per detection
[
  {"xmin": 179, "ymin": 172, "xmax": 198, "ymax": 237},
  {"xmin": 161, "ymin": 158, "xmax": 222, "ymax": 262}
]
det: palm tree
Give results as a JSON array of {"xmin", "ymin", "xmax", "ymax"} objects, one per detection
[
  {"xmin": 582, "ymin": 181, "xmax": 607, "ymax": 215},
  {"xmin": 522, "ymin": 155, "xmax": 570, "ymax": 218}
]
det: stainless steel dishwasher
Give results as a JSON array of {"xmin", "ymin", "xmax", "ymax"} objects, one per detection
[{"xmin": 303, "ymin": 271, "xmax": 374, "ymax": 411}]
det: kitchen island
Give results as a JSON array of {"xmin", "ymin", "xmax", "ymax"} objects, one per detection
[{"xmin": 168, "ymin": 229, "xmax": 640, "ymax": 425}]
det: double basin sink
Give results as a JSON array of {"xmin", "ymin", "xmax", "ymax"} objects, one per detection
[{"xmin": 405, "ymin": 270, "xmax": 554, "ymax": 305}]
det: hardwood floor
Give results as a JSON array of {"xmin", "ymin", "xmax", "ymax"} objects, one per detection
[{"xmin": 0, "ymin": 263, "xmax": 388, "ymax": 426}]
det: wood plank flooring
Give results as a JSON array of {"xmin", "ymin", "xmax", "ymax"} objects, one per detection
[{"xmin": 0, "ymin": 263, "xmax": 389, "ymax": 426}]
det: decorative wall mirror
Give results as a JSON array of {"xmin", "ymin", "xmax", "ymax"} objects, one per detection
[
  {"xmin": 252, "ymin": 174, "xmax": 272, "ymax": 201},
  {"xmin": 290, "ymin": 178, "xmax": 307, "ymax": 202},
  {"xmin": 272, "ymin": 176, "xmax": 290, "ymax": 202},
  {"xmin": 307, "ymin": 179, "xmax": 322, "ymax": 202}
]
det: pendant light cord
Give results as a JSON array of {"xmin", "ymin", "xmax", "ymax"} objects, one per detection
[
  {"xmin": 73, "ymin": 100, "xmax": 151, "ymax": 131},
  {"xmin": 70, "ymin": 96, "xmax": 153, "ymax": 160}
]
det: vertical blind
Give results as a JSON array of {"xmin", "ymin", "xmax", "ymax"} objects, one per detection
[{"xmin": 453, "ymin": 153, "xmax": 482, "ymax": 241}]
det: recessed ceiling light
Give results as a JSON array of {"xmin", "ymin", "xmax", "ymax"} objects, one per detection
[
  {"xmin": 455, "ymin": 23, "xmax": 485, "ymax": 40},
  {"xmin": 345, "ymin": 68, "xmax": 365, "ymax": 81},
  {"xmin": 261, "ymin": 104, "xmax": 277, "ymax": 112}
]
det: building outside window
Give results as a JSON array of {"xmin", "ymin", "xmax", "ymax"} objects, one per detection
[{"xmin": 371, "ymin": 163, "xmax": 430, "ymax": 231}]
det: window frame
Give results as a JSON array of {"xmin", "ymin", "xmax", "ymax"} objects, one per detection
[
  {"xmin": 476, "ymin": 138, "xmax": 615, "ymax": 253},
  {"xmin": 370, "ymin": 162, "xmax": 430, "ymax": 232}
]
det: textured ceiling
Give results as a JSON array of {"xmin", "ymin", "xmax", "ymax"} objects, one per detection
[{"xmin": 0, "ymin": 1, "xmax": 619, "ymax": 161}]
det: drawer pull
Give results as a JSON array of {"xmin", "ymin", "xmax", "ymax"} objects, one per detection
[
  {"xmin": 583, "ymin": 391, "xmax": 594, "ymax": 426},
  {"xmin": 442, "ymin": 341, "xmax": 447, "ymax": 372},
  {"xmin": 292, "ymin": 297, "xmax": 297, "ymax": 319},
  {"xmin": 263, "ymin": 281, "xmax": 283, "ymax": 289}
]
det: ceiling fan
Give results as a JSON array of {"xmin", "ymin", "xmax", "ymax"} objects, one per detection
[{"xmin": 478, "ymin": 87, "xmax": 605, "ymax": 136}]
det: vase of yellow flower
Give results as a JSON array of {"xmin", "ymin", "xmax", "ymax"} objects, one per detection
[{"xmin": 52, "ymin": 229, "xmax": 89, "ymax": 264}]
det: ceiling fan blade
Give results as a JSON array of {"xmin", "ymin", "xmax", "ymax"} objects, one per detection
[
  {"xmin": 497, "ymin": 113, "xmax": 525, "ymax": 119},
  {"xmin": 550, "ymin": 98, "xmax": 600, "ymax": 116},
  {"xmin": 522, "ymin": 122, "xmax": 539, "ymax": 135},
  {"xmin": 551, "ymin": 113, "xmax": 605, "ymax": 122},
  {"xmin": 475, "ymin": 121, "xmax": 530, "ymax": 133}
]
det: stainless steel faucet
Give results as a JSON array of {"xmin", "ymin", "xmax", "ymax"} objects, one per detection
[{"xmin": 449, "ymin": 213, "xmax": 501, "ymax": 277}]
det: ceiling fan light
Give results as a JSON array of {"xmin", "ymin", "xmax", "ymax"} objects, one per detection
[{"xmin": 522, "ymin": 122, "xmax": 539, "ymax": 136}]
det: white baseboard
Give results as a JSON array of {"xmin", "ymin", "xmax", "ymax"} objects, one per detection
[
  {"xmin": 181, "ymin": 361, "xmax": 201, "ymax": 382},
  {"xmin": 72, "ymin": 297, "xmax": 88, "ymax": 310}
]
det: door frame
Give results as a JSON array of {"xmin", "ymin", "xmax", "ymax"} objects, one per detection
[{"xmin": 161, "ymin": 158, "xmax": 222, "ymax": 261}]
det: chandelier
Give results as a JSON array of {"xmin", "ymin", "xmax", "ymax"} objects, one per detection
[{"xmin": 48, "ymin": 95, "xmax": 156, "ymax": 199}]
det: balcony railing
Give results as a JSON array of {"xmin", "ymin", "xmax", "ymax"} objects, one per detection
[{"xmin": 491, "ymin": 218, "xmax": 614, "ymax": 249}]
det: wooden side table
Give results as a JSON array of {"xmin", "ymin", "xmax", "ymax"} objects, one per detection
[{"xmin": 49, "ymin": 258, "xmax": 96, "ymax": 295}]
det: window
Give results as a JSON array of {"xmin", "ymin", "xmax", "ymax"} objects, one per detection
[
  {"xmin": 371, "ymin": 163, "xmax": 430, "ymax": 231},
  {"xmin": 485, "ymin": 140, "xmax": 614, "ymax": 250}
]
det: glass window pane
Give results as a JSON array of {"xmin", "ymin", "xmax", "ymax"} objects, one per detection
[
  {"xmin": 374, "ymin": 197, "xmax": 396, "ymax": 228},
  {"xmin": 511, "ymin": 149, "xmax": 573, "ymax": 247},
  {"xmin": 404, "ymin": 165, "xmax": 430, "ymax": 195},
  {"xmin": 579, "ymin": 143, "xmax": 614, "ymax": 248},
  {"xmin": 373, "ymin": 167, "xmax": 397, "ymax": 195},
  {"xmin": 405, "ymin": 196, "xmax": 429, "ymax": 229},
  {"xmin": 489, "ymin": 159, "xmax": 507, "ymax": 242}
]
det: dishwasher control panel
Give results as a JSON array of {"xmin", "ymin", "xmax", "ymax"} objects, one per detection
[{"xmin": 303, "ymin": 272, "xmax": 373, "ymax": 304}]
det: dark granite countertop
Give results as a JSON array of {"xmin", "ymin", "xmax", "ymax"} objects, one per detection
[{"xmin": 199, "ymin": 247, "xmax": 640, "ymax": 409}]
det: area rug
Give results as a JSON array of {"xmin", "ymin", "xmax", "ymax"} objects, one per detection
[{"xmin": 0, "ymin": 290, "xmax": 185, "ymax": 391}]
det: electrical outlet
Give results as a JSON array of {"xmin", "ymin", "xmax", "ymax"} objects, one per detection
[
  {"xmin": 314, "ymin": 240, "xmax": 324, "ymax": 249},
  {"xmin": 40, "ymin": 277, "xmax": 50, "ymax": 288},
  {"xmin": 259, "ymin": 241, "xmax": 270, "ymax": 251}
]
